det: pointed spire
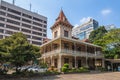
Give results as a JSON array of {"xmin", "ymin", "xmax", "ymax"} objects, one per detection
[
  {"xmin": 56, "ymin": 9, "xmax": 67, "ymax": 22},
  {"xmin": 51, "ymin": 9, "xmax": 73, "ymax": 29}
]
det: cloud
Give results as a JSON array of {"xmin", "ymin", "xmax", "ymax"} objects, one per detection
[
  {"xmin": 74, "ymin": 17, "xmax": 92, "ymax": 28},
  {"xmin": 80, "ymin": 17, "xmax": 92, "ymax": 24},
  {"xmin": 101, "ymin": 9, "xmax": 111, "ymax": 16},
  {"xmin": 74, "ymin": 24, "xmax": 79, "ymax": 28}
]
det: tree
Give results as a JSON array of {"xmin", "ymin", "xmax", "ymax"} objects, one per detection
[
  {"xmin": 89, "ymin": 26, "xmax": 107, "ymax": 43},
  {"xmin": 0, "ymin": 32, "xmax": 40, "ymax": 72},
  {"xmin": 90, "ymin": 28, "xmax": 120, "ymax": 59},
  {"xmin": 101, "ymin": 29, "xmax": 120, "ymax": 58}
]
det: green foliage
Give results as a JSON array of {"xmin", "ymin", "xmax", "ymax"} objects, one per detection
[
  {"xmin": 62, "ymin": 67, "xmax": 68, "ymax": 72},
  {"xmin": 79, "ymin": 67, "xmax": 89, "ymax": 72},
  {"xmin": 89, "ymin": 27, "xmax": 120, "ymax": 59},
  {"xmin": 89, "ymin": 26, "xmax": 107, "ymax": 43},
  {"xmin": 102, "ymin": 29, "xmax": 120, "ymax": 58},
  {"xmin": 63, "ymin": 63, "xmax": 69, "ymax": 68},
  {"xmin": 0, "ymin": 32, "xmax": 40, "ymax": 72},
  {"xmin": 114, "ymin": 54, "xmax": 120, "ymax": 59},
  {"xmin": 61, "ymin": 63, "xmax": 69, "ymax": 72},
  {"xmin": 40, "ymin": 62, "xmax": 48, "ymax": 68}
]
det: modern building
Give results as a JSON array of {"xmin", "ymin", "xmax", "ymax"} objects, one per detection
[
  {"xmin": 40, "ymin": 10, "xmax": 104, "ymax": 72},
  {"xmin": 72, "ymin": 18, "xmax": 99, "ymax": 40},
  {"xmin": 0, "ymin": 0, "xmax": 47, "ymax": 46},
  {"xmin": 105, "ymin": 24, "xmax": 116, "ymax": 31}
]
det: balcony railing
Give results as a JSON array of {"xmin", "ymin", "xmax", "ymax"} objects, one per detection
[
  {"xmin": 42, "ymin": 49, "xmax": 60, "ymax": 57},
  {"xmin": 42, "ymin": 49, "xmax": 103, "ymax": 58}
]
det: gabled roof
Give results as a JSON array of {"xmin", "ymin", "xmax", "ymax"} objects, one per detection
[{"xmin": 51, "ymin": 9, "xmax": 73, "ymax": 29}]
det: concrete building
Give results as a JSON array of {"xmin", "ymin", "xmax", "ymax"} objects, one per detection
[
  {"xmin": 72, "ymin": 18, "xmax": 99, "ymax": 40},
  {"xmin": 0, "ymin": 0, "xmax": 47, "ymax": 46},
  {"xmin": 105, "ymin": 24, "xmax": 116, "ymax": 31},
  {"xmin": 40, "ymin": 10, "xmax": 104, "ymax": 72}
]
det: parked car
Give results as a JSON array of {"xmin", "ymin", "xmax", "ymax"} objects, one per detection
[
  {"xmin": 18, "ymin": 66, "xmax": 31, "ymax": 71},
  {"xmin": 27, "ymin": 66, "xmax": 47, "ymax": 72},
  {"xmin": 17, "ymin": 65, "xmax": 47, "ymax": 72}
]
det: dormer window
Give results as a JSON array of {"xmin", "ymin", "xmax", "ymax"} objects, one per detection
[
  {"xmin": 64, "ymin": 30, "xmax": 68, "ymax": 37},
  {"xmin": 54, "ymin": 31, "xmax": 58, "ymax": 38}
]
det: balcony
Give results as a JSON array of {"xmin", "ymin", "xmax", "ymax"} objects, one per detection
[{"xmin": 41, "ymin": 49, "xmax": 103, "ymax": 58}]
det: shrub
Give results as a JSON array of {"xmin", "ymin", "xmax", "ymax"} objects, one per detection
[
  {"xmin": 40, "ymin": 63, "xmax": 48, "ymax": 68},
  {"xmin": 61, "ymin": 63, "xmax": 69, "ymax": 72},
  {"xmin": 63, "ymin": 63, "xmax": 69, "ymax": 68},
  {"xmin": 0, "ymin": 69, "xmax": 8, "ymax": 75},
  {"xmin": 79, "ymin": 67, "xmax": 89, "ymax": 72},
  {"xmin": 62, "ymin": 67, "xmax": 68, "ymax": 72}
]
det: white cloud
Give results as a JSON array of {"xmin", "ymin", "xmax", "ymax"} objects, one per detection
[
  {"xmin": 80, "ymin": 17, "xmax": 92, "ymax": 24},
  {"xmin": 74, "ymin": 24, "xmax": 79, "ymax": 28},
  {"xmin": 74, "ymin": 17, "xmax": 92, "ymax": 28},
  {"xmin": 101, "ymin": 9, "xmax": 111, "ymax": 16}
]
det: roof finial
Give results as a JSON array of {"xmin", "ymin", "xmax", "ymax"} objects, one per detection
[{"xmin": 61, "ymin": 7, "xmax": 62, "ymax": 10}]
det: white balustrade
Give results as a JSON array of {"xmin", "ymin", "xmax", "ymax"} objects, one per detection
[{"xmin": 42, "ymin": 49, "xmax": 103, "ymax": 58}]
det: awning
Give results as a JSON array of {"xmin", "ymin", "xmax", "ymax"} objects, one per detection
[{"xmin": 105, "ymin": 59, "xmax": 120, "ymax": 63}]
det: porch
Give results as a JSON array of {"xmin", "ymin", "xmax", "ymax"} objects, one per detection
[
  {"xmin": 41, "ymin": 37, "xmax": 103, "ymax": 58},
  {"xmin": 40, "ymin": 54, "xmax": 104, "ymax": 71}
]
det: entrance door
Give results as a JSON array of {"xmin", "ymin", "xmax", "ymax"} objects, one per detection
[
  {"xmin": 78, "ymin": 60, "xmax": 81, "ymax": 68},
  {"xmin": 54, "ymin": 59, "xmax": 58, "ymax": 68}
]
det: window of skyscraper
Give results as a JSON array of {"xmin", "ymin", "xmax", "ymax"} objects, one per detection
[
  {"xmin": 0, "ymin": 11, "xmax": 6, "ymax": 16},
  {"xmin": 7, "ymin": 19, "xmax": 20, "ymax": 25},
  {"xmin": 7, "ymin": 13, "xmax": 20, "ymax": 20},
  {"xmin": 1, "ymin": 6, "xmax": 6, "ymax": 10},
  {"xmin": 0, "ymin": 17, "xmax": 5, "ymax": 21},
  {"xmin": 22, "ymin": 13, "xmax": 32, "ymax": 19},
  {"xmin": 33, "ymin": 17, "xmax": 43, "ymax": 22},
  {"xmin": 0, "ymin": 29, "xmax": 4, "ymax": 33},
  {"xmin": 0, "ymin": 23, "xmax": 4, "ymax": 27},
  {"xmin": 8, "ymin": 8, "xmax": 21, "ymax": 15},
  {"xmin": 6, "ymin": 25, "xmax": 20, "ymax": 30}
]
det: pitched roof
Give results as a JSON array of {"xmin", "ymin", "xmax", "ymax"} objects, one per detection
[{"xmin": 51, "ymin": 9, "xmax": 73, "ymax": 29}]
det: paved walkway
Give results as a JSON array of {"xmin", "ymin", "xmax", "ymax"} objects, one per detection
[
  {"xmin": 39, "ymin": 72, "xmax": 120, "ymax": 80},
  {"xmin": 1, "ymin": 72, "xmax": 120, "ymax": 80}
]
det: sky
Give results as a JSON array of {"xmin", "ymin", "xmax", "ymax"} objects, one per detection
[{"xmin": 3, "ymin": 0, "xmax": 120, "ymax": 38}]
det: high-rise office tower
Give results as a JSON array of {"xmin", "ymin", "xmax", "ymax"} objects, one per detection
[
  {"xmin": 72, "ymin": 18, "xmax": 99, "ymax": 40},
  {"xmin": 0, "ymin": 0, "xmax": 47, "ymax": 46}
]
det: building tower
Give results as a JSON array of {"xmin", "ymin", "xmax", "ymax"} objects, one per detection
[
  {"xmin": 50, "ymin": 10, "xmax": 73, "ymax": 39},
  {"xmin": 0, "ymin": 1, "xmax": 47, "ymax": 46},
  {"xmin": 72, "ymin": 18, "xmax": 99, "ymax": 40}
]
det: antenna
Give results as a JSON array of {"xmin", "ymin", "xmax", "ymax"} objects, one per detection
[
  {"xmin": 30, "ymin": 3, "xmax": 32, "ymax": 11},
  {"xmin": 0, "ymin": 0, "xmax": 2, "ymax": 5},
  {"xmin": 13, "ymin": 0, "xmax": 15, "ymax": 5},
  {"xmin": 61, "ymin": 7, "xmax": 63, "ymax": 10}
]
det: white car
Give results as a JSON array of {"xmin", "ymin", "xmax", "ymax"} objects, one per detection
[
  {"xmin": 28, "ymin": 67, "xmax": 47, "ymax": 72},
  {"xmin": 18, "ymin": 66, "xmax": 31, "ymax": 71}
]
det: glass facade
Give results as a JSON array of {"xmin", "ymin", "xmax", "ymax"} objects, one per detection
[
  {"xmin": 72, "ymin": 19, "xmax": 99, "ymax": 40},
  {"xmin": 76, "ymin": 31, "xmax": 86, "ymax": 40}
]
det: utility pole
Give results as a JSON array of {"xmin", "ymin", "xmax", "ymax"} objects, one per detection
[
  {"xmin": 0, "ymin": 0, "xmax": 2, "ymax": 5},
  {"xmin": 13, "ymin": 0, "xmax": 15, "ymax": 5},
  {"xmin": 30, "ymin": 3, "xmax": 32, "ymax": 11}
]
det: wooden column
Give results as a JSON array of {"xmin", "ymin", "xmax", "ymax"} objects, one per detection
[
  {"xmin": 74, "ymin": 56, "xmax": 77, "ymax": 68},
  {"xmin": 51, "ymin": 56, "xmax": 53, "ymax": 66},
  {"xmin": 94, "ymin": 47, "xmax": 97, "ymax": 70},
  {"xmin": 51, "ymin": 43, "xmax": 52, "ymax": 51},
  {"xmin": 60, "ymin": 39, "xmax": 62, "ymax": 53},
  {"xmin": 111, "ymin": 62, "xmax": 113, "ymax": 71},
  {"xmin": 86, "ymin": 44, "xmax": 88, "ymax": 67},
  {"xmin": 74, "ymin": 42, "xmax": 76, "ymax": 54},
  {"xmin": 102, "ymin": 58, "xmax": 105, "ymax": 68},
  {"xmin": 58, "ymin": 55, "xmax": 62, "ymax": 72}
]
